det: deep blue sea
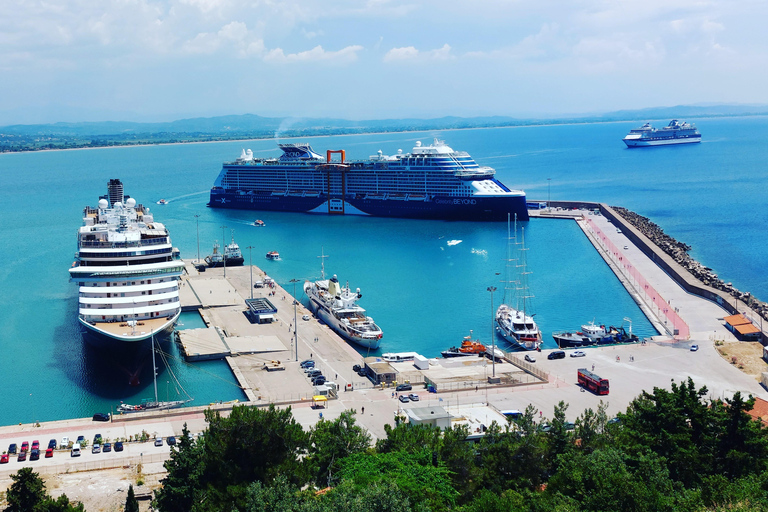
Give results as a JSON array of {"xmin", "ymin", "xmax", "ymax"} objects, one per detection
[{"xmin": 1, "ymin": 117, "xmax": 766, "ymax": 425}]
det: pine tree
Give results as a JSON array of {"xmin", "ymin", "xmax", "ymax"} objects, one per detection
[{"xmin": 125, "ymin": 483, "xmax": 139, "ymax": 512}]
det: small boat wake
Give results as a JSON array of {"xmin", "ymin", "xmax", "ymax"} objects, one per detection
[{"xmin": 157, "ymin": 190, "xmax": 210, "ymax": 205}]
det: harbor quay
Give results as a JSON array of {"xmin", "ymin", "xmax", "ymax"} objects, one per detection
[{"xmin": 3, "ymin": 204, "xmax": 768, "ymax": 495}]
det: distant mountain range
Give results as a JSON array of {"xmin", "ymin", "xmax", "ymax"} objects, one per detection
[{"xmin": 1, "ymin": 104, "xmax": 767, "ymax": 138}]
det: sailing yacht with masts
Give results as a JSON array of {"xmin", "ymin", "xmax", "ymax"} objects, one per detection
[
  {"xmin": 117, "ymin": 336, "xmax": 193, "ymax": 413},
  {"xmin": 495, "ymin": 215, "xmax": 542, "ymax": 351}
]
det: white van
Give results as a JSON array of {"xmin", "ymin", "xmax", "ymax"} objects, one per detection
[{"xmin": 71, "ymin": 444, "xmax": 81, "ymax": 457}]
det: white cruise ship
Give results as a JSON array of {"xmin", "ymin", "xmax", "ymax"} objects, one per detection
[
  {"xmin": 623, "ymin": 120, "xmax": 701, "ymax": 147},
  {"xmin": 69, "ymin": 179, "xmax": 184, "ymax": 345}
]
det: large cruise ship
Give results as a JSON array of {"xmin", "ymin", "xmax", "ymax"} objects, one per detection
[
  {"xmin": 69, "ymin": 179, "xmax": 184, "ymax": 345},
  {"xmin": 623, "ymin": 120, "xmax": 701, "ymax": 147},
  {"xmin": 208, "ymin": 139, "xmax": 529, "ymax": 221}
]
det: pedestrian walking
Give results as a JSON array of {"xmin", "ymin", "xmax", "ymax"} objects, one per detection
[
  {"xmin": 591, "ymin": 364, "xmax": 595, "ymax": 371},
  {"xmin": 361, "ymin": 406, "xmax": 365, "ymax": 414}
]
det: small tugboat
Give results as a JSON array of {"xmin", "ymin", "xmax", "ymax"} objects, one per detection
[
  {"xmin": 205, "ymin": 234, "xmax": 245, "ymax": 267},
  {"xmin": 266, "ymin": 251, "xmax": 280, "ymax": 260},
  {"xmin": 254, "ymin": 219, "xmax": 265, "ymax": 227},
  {"xmin": 441, "ymin": 331, "xmax": 486, "ymax": 358}
]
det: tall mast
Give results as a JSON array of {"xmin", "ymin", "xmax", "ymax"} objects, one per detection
[
  {"xmin": 318, "ymin": 246, "xmax": 329, "ymax": 279},
  {"xmin": 151, "ymin": 334, "xmax": 159, "ymax": 404},
  {"xmin": 502, "ymin": 213, "xmax": 517, "ymax": 305}
]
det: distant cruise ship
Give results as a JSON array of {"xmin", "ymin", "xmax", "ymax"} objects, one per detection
[
  {"xmin": 69, "ymin": 179, "xmax": 184, "ymax": 345},
  {"xmin": 208, "ymin": 139, "xmax": 529, "ymax": 221},
  {"xmin": 623, "ymin": 120, "xmax": 701, "ymax": 147}
]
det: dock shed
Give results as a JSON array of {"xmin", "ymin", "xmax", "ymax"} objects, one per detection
[
  {"xmin": 724, "ymin": 313, "xmax": 762, "ymax": 341},
  {"xmin": 404, "ymin": 406, "xmax": 452, "ymax": 430},
  {"xmin": 363, "ymin": 357, "xmax": 397, "ymax": 385},
  {"xmin": 245, "ymin": 297, "xmax": 278, "ymax": 324}
]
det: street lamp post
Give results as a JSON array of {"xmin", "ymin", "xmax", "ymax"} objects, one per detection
[
  {"xmin": 487, "ymin": 286, "xmax": 497, "ymax": 378},
  {"xmin": 246, "ymin": 246, "xmax": 255, "ymax": 299},
  {"xmin": 547, "ymin": 178, "xmax": 551, "ymax": 211},
  {"xmin": 290, "ymin": 278, "xmax": 300, "ymax": 361},
  {"xmin": 194, "ymin": 214, "xmax": 200, "ymax": 263},
  {"xmin": 220, "ymin": 225, "xmax": 227, "ymax": 278}
]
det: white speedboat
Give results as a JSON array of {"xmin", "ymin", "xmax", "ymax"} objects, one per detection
[{"xmin": 303, "ymin": 252, "xmax": 382, "ymax": 349}]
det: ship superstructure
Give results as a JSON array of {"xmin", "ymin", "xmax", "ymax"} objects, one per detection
[
  {"xmin": 209, "ymin": 139, "xmax": 529, "ymax": 221},
  {"xmin": 623, "ymin": 120, "xmax": 701, "ymax": 147},
  {"xmin": 69, "ymin": 179, "xmax": 184, "ymax": 344}
]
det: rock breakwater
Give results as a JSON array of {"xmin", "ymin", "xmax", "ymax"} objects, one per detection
[{"xmin": 612, "ymin": 206, "xmax": 768, "ymax": 323}]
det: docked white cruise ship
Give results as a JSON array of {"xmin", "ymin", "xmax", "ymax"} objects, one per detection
[{"xmin": 69, "ymin": 179, "xmax": 184, "ymax": 344}]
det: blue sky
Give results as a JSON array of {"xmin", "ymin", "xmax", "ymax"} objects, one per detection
[{"xmin": 1, "ymin": 0, "xmax": 766, "ymax": 124}]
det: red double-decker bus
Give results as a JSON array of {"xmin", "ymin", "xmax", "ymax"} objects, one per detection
[{"xmin": 578, "ymin": 368, "xmax": 609, "ymax": 395}]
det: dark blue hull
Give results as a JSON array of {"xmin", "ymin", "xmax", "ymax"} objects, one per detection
[{"xmin": 209, "ymin": 191, "xmax": 529, "ymax": 221}]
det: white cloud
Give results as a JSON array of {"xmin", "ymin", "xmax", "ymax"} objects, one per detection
[
  {"xmin": 264, "ymin": 44, "xmax": 364, "ymax": 64},
  {"xmin": 383, "ymin": 44, "xmax": 453, "ymax": 62},
  {"xmin": 383, "ymin": 46, "xmax": 419, "ymax": 62},
  {"xmin": 179, "ymin": 0, "xmax": 228, "ymax": 15}
]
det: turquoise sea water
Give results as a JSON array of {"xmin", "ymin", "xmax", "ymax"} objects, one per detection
[{"xmin": 1, "ymin": 117, "xmax": 766, "ymax": 425}]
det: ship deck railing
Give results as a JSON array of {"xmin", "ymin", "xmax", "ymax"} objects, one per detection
[{"xmin": 79, "ymin": 237, "xmax": 170, "ymax": 249}]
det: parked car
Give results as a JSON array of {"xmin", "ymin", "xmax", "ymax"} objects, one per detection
[
  {"xmin": 18, "ymin": 451, "xmax": 27, "ymax": 462},
  {"xmin": 396, "ymin": 383, "xmax": 412, "ymax": 392},
  {"xmin": 547, "ymin": 350, "xmax": 566, "ymax": 360},
  {"xmin": 398, "ymin": 395, "xmax": 410, "ymax": 403},
  {"xmin": 167, "ymin": 436, "xmax": 176, "ymax": 446},
  {"xmin": 92, "ymin": 412, "xmax": 110, "ymax": 422},
  {"xmin": 103, "ymin": 443, "xmax": 112, "ymax": 453},
  {"xmin": 408, "ymin": 393, "xmax": 420, "ymax": 402},
  {"xmin": 70, "ymin": 445, "xmax": 81, "ymax": 457},
  {"xmin": 92, "ymin": 444, "xmax": 101, "ymax": 454},
  {"xmin": 312, "ymin": 376, "xmax": 327, "ymax": 386},
  {"xmin": 60, "ymin": 437, "xmax": 69, "ymax": 449},
  {"xmin": 93, "ymin": 434, "xmax": 102, "ymax": 445},
  {"xmin": 8, "ymin": 443, "xmax": 17, "ymax": 455},
  {"xmin": 302, "ymin": 314, "xmax": 311, "ymax": 321},
  {"xmin": 30, "ymin": 449, "xmax": 40, "ymax": 461},
  {"xmin": 0, "ymin": 453, "xmax": 9, "ymax": 464},
  {"xmin": 154, "ymin": 436, "xmax": 163, "ymax": 447},
  {"xmin": 31, "ymin": 440, "xmax": 40, "ymax": 451},
  {"xmin": 45, "ymin": 448, "xmax": 54, "ymax": 458},
  {"xmin": 352, "ymin": 364, "xmax": 361, "ymax": 373},
  {"xmin": 300, "ymin": 359, "xmax": 315, "ymax": 368},
  {"xmin": 47, "ymin": 439, "xmax": 57, "ymax": 450},
  {"xmin": 306, "ymin": 369, "xmax": 322, "ymax": 378},
  {"xmin": 114, "ymin": 442, "xmax": 124, "ymax": 452},
  {"xmin": 524, "ymin": 354, "xmax": 536, "ymax": 363},
  {"xmin": 76, "ymin": 435, "xmax": 85, "ymax": 446},
  {"xmin": 690, "ymin": 344, "xmax": 699, "ymax": 352},
  {"xmin": 20, "ymin": 441, "xmax": 29, "ymax": 453},
  {"xmin": 570, "ymin": 350, "xmax": 586, "ymax": 358}
]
